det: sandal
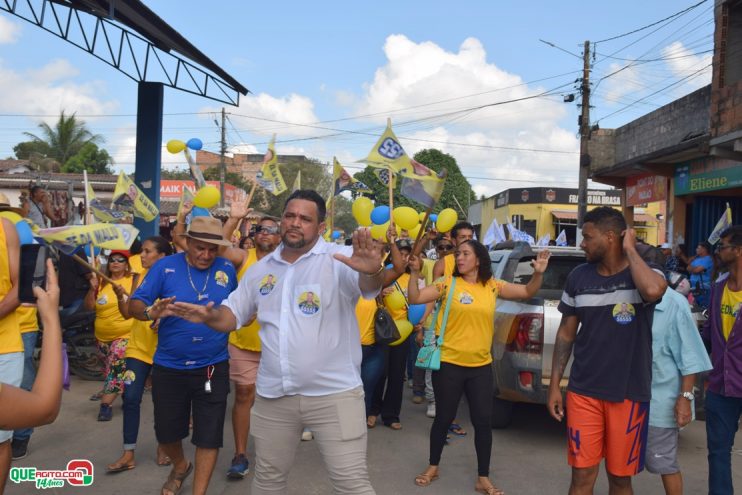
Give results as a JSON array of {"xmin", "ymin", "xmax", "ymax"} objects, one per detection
[
  {"xmin": 367, "ymin": 416, "xmax": 377, "ymax": 428},
  {"xmin": 448, "ymin": 423, "xmax": 467, "ymax": 437},
  {"xmin": 106, "ymin": 461, "xmax": 135, "ymax": 473},
  {"xmin": 161, "ymin": 462, "xmax": 193, "ymax": 495},
  {"xmin": 414, "ymin": 470, "xmax": 439, "ymax": 487},
  {"xmin": 386, "ymin": 422, "xmax": 402, "ymax": 430},
  {"xmin": 475, "ymin": 480, "xmax": 505, "ymax": 495}
]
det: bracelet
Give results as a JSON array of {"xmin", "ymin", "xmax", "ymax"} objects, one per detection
[
  {"xmin": 143, "ymin": 305, "xmax": 153, "ymax": 321},
  {"xmin": 362, "ymin": 265, "xmax": 385, "ymax": 277}
]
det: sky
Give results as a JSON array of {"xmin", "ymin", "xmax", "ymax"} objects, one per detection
[{"xmin": 0, "ymin": 0, "xmax": 714, "ymax": 199}]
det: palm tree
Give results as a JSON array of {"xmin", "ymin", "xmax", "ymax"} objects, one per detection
[{"xmin": 24, "ymin": 111, "xmax": 103, "ymax": 166}]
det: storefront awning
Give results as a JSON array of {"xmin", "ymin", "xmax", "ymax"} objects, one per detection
[{"xmin": 551, "ymin": 210, "xmax": 656, "ymax": 225}]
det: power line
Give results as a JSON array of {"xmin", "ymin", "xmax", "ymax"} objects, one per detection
[{"xmin": 594, "ymin": 0, "xmax": 709, "ymax": 44}]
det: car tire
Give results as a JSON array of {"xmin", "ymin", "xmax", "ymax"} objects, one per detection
[{"xmin": 491, "ymin": 397, "xmax": 513, "ymax": 429}]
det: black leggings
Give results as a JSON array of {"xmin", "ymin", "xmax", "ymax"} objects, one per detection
[{"xmin": 430, "ymin": 362, "xmax": 493, "ymax": 476}]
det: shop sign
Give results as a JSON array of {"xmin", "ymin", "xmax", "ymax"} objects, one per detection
[
  {"xmin": 675, "ymin": 158, "xmax": 742, "ymax": 195},
  {"xmin": 625, "ymin": 173, "xmax": 667, "ymax": 206}
]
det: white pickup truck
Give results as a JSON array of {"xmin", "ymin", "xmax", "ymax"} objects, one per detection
[{"xmin": 489, "ymin": 242, "xmax": 586, "ymax": 428}]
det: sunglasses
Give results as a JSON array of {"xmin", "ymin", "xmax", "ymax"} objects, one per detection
[
  {"xmin": 436, "ymin": 244, "xmax": 453, "ymax": 251},
  {"xmin": 716, "ymin": 244, "xmax": 738, "ymax": 252},
  {"xmin": 109, "ymin": 257, "xmax": 127, "ymax": 263},
  {"xmin": 255, "ymin": 225, "xmax": 279, "ymax": 235}
]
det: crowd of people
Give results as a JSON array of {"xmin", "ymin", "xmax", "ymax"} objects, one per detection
[{"xmin": 0, "ymin": 185, "xmax": 740, "ymax": 495}]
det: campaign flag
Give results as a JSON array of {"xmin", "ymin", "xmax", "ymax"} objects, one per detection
[
  {"xmin": 556, "ymin": 229, "xmax": 568, "ymax": 246},
  {"xmin": 508, "ymin": 223, "xmax": 535, "ymax": 245},
  {"xmin": 708, "ymin": 204, "xmax": 733, "ymax": 245},
  {"xmin": 292, "ymin": 170, "xmax": 302, "ymax": 193},
  {"xmin": 178, "ymin": 185, "xmax": 195, "ymax": 220},
  {"xmin": 256, "ymin": 135, "xmax": 287, "ymax": 196},
  {"xmin": 399, "ymin": 159, "xmax": 445, "ymax": 209},
  {"xmin": 112, "ymin": 171, "xmax": 158, "ymax": 221},
  {"xmin": 334, "ymin": 158, "xmax": 371, "ymax": 196},
  {"xmin": 537, "ymin": 233, "xmax": 551, "ymax": 247},
  {"xmin": 358, "ymin": 119, "xmax": 409, "ymax": 175},
  {"xmin": 38, "ymin": 223, "xmax": 139, "ymax": 253},
  {"xmin": 87, "ymin": 184, "xmax": 127, "ymax": 223},
  {"xmin": 483, "ymin": 218, "xmax": 506, "ymax": 247},
  {"xmin": 372, "ymin": 167, "xmax": 396, "ymax": 189}
]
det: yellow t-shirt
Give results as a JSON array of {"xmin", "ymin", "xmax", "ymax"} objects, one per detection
[
  {"xmin": 443, "ymin": 254, "xmax": 455, "ymax": 278},
  {"xmin": 128, "ymin": 254, "xmax": 143, "ymax": 275},
  {"xmin": 94, "ymin": 275, "xmax": 135, "ymax": 343},
  {"xmin": 434, "ymin": 276, "xmax": 504, "ymax": 367},
  {"xmin": 0, "ymin": 221, "xmax": 21, "ymax": 354},
  {"xmin": 125, "ymin": 269, "xmax": 158, "ymax": 364},
  {"xmin": 356, "ymin": 297, "xmax": 377, "ymax": 345},
  {"xmin": 721, "ymin": 284, "xmax": 742, "ymax": 341},
  {"xmin": 229, "ymin": 249, "xmax": 262, "ymax": 352},
  {"xmin": 17, "ymin": 305, "xmax": 38, "ymax": 334},
  {"xmin": 420, "ymin": 258, "xmax": 436, "ymax": 287}
]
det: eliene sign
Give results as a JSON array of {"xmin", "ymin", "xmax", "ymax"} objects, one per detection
[
  {"xmin": 675, "ymin": 158, "xmax": 742, "ymax": 195},
  {"xmin": 625, "ymin": 173, "xmax": 667, "ymax": 206}
]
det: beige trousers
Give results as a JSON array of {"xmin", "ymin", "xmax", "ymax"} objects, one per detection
[{"xmin": 251, "ymin": 386, "xmax": 375, "ymax": 494}]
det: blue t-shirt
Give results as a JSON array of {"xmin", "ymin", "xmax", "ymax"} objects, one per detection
[
  {"xmin": 689, "ymin": 255, "xmax": 713, "ymax": 290},
  {"xmin": 558, "ymin": 263, "xmax": 661, "ymax": 403},
  {"xmin": 132, "ymin": 253, "xmax": 237, "ymax": 369}
]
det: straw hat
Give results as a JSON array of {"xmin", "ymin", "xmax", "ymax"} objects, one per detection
[
  {"xmin": 178, "ymin": 216, "xmax": 232, "ymax": 247},
  {"xmin": 0, "ymin": 193, "xmax": 25, "ymax": 215}
]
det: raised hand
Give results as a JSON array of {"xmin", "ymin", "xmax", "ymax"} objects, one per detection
[
  {"xmin": 532, "ymin": 250, "xmax": 551, "ymax": 274},
  {"xmin": 230, "ymin": 201, "xmax": 252, "ymax": 220},
  {"xmin": 622, "ymin": 228, "xmax": 638, "ymax": 253},
  {"xmin": 333, "ymin": 227, "xmax": 383, "ymax": 275}
]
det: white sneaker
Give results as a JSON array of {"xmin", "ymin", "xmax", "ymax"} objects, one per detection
[
  {"xmin": 301, "ymin": 428, "xmax": 313, "ymax": 441},
  {"xmin": 426, "ymin": 403, "xmax": 436, "ymax": 418}
]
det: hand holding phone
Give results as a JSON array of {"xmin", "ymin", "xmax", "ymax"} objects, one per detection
[{"xmin": 19, "ymin": 245, "xmax": 49, "ymax": 303}]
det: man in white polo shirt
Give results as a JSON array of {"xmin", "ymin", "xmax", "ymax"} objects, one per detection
[{"xmin": 168, "ymin": 189, "xmax": 384, "ymax": 494}]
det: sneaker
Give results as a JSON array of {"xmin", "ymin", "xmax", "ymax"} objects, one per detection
[
  {"xmin": 97, "ymin": 403, "xmax": 113, "ymax": 422},
  {"xmin": 426, "ymin": 403, "xmax": 436, "ymax": 418},
  {"xmin": 11, "ymin": 438, "xmax": 28, "ymax": 460},
  {"xmin": 412, "ymin": 395, "xmax": 424, "ymax": 404},
  {"xmin": 301, "ymin": 428, "xmax": 313, "ymax": 441},
  {"xmin": 226, "ymin": 454, "xmax": 250, "ymax": 479}
]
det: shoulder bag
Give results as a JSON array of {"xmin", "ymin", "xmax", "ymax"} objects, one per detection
[
  {"xmin": 415, "ymin": 277, "xmax": 456, "ymax": 371},
  {"xmin": 374, "ymin": 304, "xmax": 400, "ymax": 345}
]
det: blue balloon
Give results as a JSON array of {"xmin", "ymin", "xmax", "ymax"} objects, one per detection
[
  {"xmin": 186, "ymin": 138, "xmax": 203, "ymax": 151},
  {"xmin": 15, "ymin": 221, "xmax": 35, "ymax": 245},
  {"xmin": 408, "ymin": 304, "xmax": 426, "ymax": 325},
  {"xmin": 429, "ymin": 213, "xmax": 438, "ymax": 223},
  {"xmin": 191, "ymin": 206, "xmax": 210, "ymax": 217},
  {"xmin": 331, "ymin": 231, "xmax": 341, "ymax": 240},
  {"xmin": 83, "ymin": 244, "xmax": 101, "ymax": 257},
  {"xmin": 370, "ymin": 205, "xmax": 390, "ymax": 225}
]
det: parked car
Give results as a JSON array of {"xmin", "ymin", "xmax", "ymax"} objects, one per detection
[{"xmin": 489, "ymin": 241, "xmax": 585, "ymax": 428}]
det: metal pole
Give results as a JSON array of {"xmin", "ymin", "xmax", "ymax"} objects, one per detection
[{"xmin": 220, "ymin": 107, "xmax": 226, "ymax": 207}]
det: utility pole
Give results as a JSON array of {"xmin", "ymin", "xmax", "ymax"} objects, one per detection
[
  {"xmin": 219, "ymin": 107, "xmax": 226, "ymax": 207},
  {"xmin": 577, "ymin": 40, "xmax": 591, "ymax": 232}
]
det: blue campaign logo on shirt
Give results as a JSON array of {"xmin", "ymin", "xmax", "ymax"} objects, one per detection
[
  {"xmin": 258, "ymin": 274, "xmax": 277, "ymax": 296},
  {"xmin": 612, "ymin": 303, "xmax": 636, "ymax": 325},
  {"xmin": 297, "ymin": 291, "xmax": 320, "ymax": 315},
  {"xmin": 96, "ymin": 294, "xmax": 108, "ymax": 306},
  {"xmin": 214, "ymin": 270, "xmax": 229, "ymax": 288},
  {"xmin": 458, "ymin": 291, "xmax": 474, "ymax": 304}
]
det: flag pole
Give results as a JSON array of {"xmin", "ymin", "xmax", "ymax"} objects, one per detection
[
  {"xmin": 72, "ymin": 254, "xmax": 125, "ymax": 292},
  {"xmin": 411, "ymin": 206, "xmax": 434, "ymax": 258}
]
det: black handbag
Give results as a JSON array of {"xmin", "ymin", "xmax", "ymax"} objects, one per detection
[{"xmin": 374, "ymin": 306, "xmax": 401, "ymax": 345}]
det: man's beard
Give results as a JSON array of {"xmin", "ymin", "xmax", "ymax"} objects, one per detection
[
  {"xmin": 256, "ymin": 240, "xmax": 277, "ymax": 252},
  {"xmin": 282, "ymin": 231, "xmax": 306, "ymax": 249}
]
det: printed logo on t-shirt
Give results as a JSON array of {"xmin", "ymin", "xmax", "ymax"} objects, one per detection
[
  {"xmin": 458, "ymin": 291, "xmax": 474, "ymax": 304},
  {"xmin": 214, "ymin": 270, "xmax": 229, "ymax": 287},
  {"xmin": 122, "ymin": 369, "xmax": 136, "ymax": 385},
  {"xmin": 721, "ymin": 302, "xmax": 741, "ymax": 318},
  {"xmin": 297, "ymin": 291, "xmax": 320, "ymax": 315},
  {"xmin": 612, "ymin": 303, "xmax": 636, "ymax": 325},
  {"xmin": 165, "ymin": 268, "xmax": 175, "ymax": 274},
  {"xmin": 96, "ymin": 294, "xmax": 108, "ymax": 306},
  {"xmin": 258, "ymin": 274, "xmax": 277, "ymax": 296}
]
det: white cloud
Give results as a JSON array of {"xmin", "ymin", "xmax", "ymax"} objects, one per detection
[
  {"xmin": 0, "ymin": 17, "xmax": 21, "ymax": 44},
  {"xmin": 0, "ymin": 58, "xmax": 118, "ymax": 120},
  {"xmin": 661, "ymin": 41, "xmax": 712, "ymax": 90}
]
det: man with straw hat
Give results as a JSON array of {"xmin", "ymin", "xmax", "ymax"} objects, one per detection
[{"xmin": 129, "ymin": 216, "xmax": 236, "ymax": 495}]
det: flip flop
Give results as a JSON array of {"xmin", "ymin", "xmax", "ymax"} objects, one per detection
[
  {"xmin": 414, "ymin": 471, "xmax": 439, "ymax": 487},
  {"xmin": 475, "ymin": 482, "xmax": 505, "ymax": 495},
  {"xmin": 385, "ymin": 422, "xmax": 402, "ymax": 430},
  {"xmin": 161, "ymin": 462, "xmax": 193, "ymax": 495},
  {"xmin": 106, "ymin": 462, "xmax": 135, "ymax": 474},
  {"xmin": 448, "ymin": 423, "xmax": 467, "ymax": 437}
]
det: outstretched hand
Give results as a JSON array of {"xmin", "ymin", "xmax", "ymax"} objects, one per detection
[
  {"xmin": 147, "ymin": 296, "xmax": 176, "ymax": 320},
  {"xmin": 167, "ymin": 301, "xmax": 216, "ymax": 323},
  {"xmin": 230, "ymin": 201, "xmax": 253, "ymax": 220},
  {"xmin": 531, "ymin": 250, "xmax": 551, "ymax": 274},
  {"xmin": 333, "ymin": 227, "xmax": 383, "ymax": 274}
]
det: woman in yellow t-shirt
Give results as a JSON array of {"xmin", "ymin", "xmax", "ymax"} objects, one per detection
[
  {"xmin": 106, "ymin": 236, "xmax": 173, "ymax": 473},
  {"xmin": 408, "ymin": 240, "xmax": 550, "ymax": 495},
  {"xmin": 84, "ymin": 250, "xmax": 137, "ymax": 423}
]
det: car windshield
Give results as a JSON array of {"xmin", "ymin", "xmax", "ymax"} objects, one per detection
[{"xmin": 513, "ymin": 257, "xmax": 583, "ymax": 292}]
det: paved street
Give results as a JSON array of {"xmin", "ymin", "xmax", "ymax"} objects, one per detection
[{"xmin": 6, "ymin": 375, "xmax": 741, "ymax": 494}]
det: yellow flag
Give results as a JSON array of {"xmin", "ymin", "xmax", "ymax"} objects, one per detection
[
  {"xmin": 358, "ymin": 118, "xmax": 409, "ymax": 174},
  {"xmin": 256, "ymin": 135, "xmax": 287, "ymax": 196},
  {"xmin": 333, "ymin": 157, "xmax": 371, "ymax": 196},
  {"xmin": 399, "ymin": 158, "xmax": 446, "ymax": 209},
  {"xmin": 708, "ymin": 204, "xmax": 733, "ymax": 244},
  {"xmin": 112, "ymin": 171, "xmax": 158, "ymax": 221},
  {"xmin": 292, "ymin": 170, "xmax": 301, "ymax": 192},
  {"xmin": 87, "ymin": 183, "xmax": 127, "ymax": 223},
  {"xmin": 37, "ymin": 223, "xmax": 139, "ymax": 250}
]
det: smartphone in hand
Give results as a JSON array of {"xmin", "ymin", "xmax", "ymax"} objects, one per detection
[{"xmin": 19, "ymin": 244, "xmax": 49, "ymax": 303}]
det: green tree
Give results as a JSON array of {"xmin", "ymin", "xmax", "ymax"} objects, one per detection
[
  {"xmin": 202, "ymin": 167, "xmax": 251, "ymax": 191},
  {"xmin": 23, "ymin": 111, "xmax": 103, "ymax": 165},
  {"xmin": 61, "ymin": 142, "xmax": 113, "ymax": 174},
  {"xmin": 13, "ymin": 140, "xmax": 50, "ymax": 160},
  {"xmin": 252, "ymin": 157, "xmax": 333, "ymax": 218},
  {"xmin": 160, "ymin": 168, "xmax": 193, "ymax": 180},
  {"xmin": 353, "ymin": 148, "xmax": 475, "ymax": 217}
]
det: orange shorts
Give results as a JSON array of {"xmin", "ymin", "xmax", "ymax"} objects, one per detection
[
  {"xmin": 565, "ymin": 391, "xmax": 649, "ymax": 476},
  {"xmin": 228, "ymin": 344, "xmax": 260, "ymax": 386}
]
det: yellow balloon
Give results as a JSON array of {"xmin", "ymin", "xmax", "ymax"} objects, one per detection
[
  {"xmin": 166, "ymin": 139, "xmax": 186, "ymax": 154},
  {"xmin": 393, "ymin": 206, "xmax": 419, "ymax": 231},
  {"xmin": 408, "ymin": 223, "xmax": 421, "ymax": 240},
  {"xmin": 352, "ymin": 197, "xmax": 373, "ymax": 227},
  {"xmin": 193, "ymin": 185, "xmax": 221, "ymax": 209},
  {"xmin": 370, "ymin": 222, "xmax": 389, "ymax": 241},
  {"xmin": 418, "ymin": 211, "xmax": 426, "ymax": 222},
  {"xmin": 0, "ymin": 211, "xmax": 22, "ymax": 224},
  {"xmin": 389, "ymin": 319, "xmax": 414, "ymax": 346},
  {"xmin": 436, "ymin": 208, "xmax": 458, "ymax": 233},
  {"xmin": 384, "ymin": 290, "xmax": 406, "ymax": 311}
]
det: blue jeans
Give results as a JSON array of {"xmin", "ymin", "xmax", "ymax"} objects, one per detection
[
  {"xmin": 14, "ymin": 332, "xmax": 39, "ymax": 441},
  {"xmin": 360, "ymin": 344, "xmax": 387, "ymax": 415},
  {"xmin": 122, "ymin": 357, "xmax": 152, "ymax": 450},
  {"xmin": 706, "ymin": 390, "xmax": 742, "ymax": 495}
]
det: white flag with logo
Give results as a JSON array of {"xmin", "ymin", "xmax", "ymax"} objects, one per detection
[{"xmin": 556, "ymin": 229, "xmax": 568, "ymax": 246}]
